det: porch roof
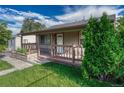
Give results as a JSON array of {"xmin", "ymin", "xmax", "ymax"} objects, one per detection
[
  {"xmin": 20, "ymin": 14, "xmax": 116, "ymax": 36},
  {"xmin": 20, "ymin": 21, "xmax": 85, "ymax": 36}
]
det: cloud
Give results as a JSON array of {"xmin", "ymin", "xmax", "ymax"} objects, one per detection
[
  {"xmin": 5, "ymin": 8, "xmax": 63, "ymax": 26},
  {"xmin": 55, "ymin": 6, "xmax": 124, "ymax": 22},
  {"xmin": 0, "ymin": 6, "xmax": 124, "ymax": 35},
  {"xmin": 0, "ymin": 7, "xmax": 63, "ymax": 35}
]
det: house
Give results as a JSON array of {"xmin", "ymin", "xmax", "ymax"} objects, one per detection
[
  {"xmin": 8, "ymin": 34, "xmax": 21, "ymax": 51},
  {"xmin": 22, "ymin": 35, "xmax": 36, "ymax": 43},
  {"xmin": 8, "ymin": 34, "xmax": 36, "ymax": 51},
  {"xmin": 20, "ymin": 14, "xmax": 116, "ymax": 64}
]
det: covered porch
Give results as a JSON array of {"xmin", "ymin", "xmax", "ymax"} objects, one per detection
[{"xmin": 21, "ymin": 23, "xmax": 84, "ymax": 65}]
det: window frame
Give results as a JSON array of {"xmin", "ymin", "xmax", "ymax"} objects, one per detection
[{"xmin": 40, "ymin": 34, "xmax": 51, "ymax": 45}]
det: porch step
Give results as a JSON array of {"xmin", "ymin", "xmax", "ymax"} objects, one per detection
[
  {"xmin": 27, "ymin": 60, "xmax": 40, "ymax": 64},
  {"xmin": 28, "ymin": 57, "xmax": 51, "ymax": 65},
  {"xmin": 34, "ymin": 59, "xmax": 51, "ymax": 64}
]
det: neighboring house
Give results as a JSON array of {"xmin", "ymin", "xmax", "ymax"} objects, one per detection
[
  {"xmin": 8, "ymin": 34, "xmax": 21, "ymax": 51},
  {"xmin": 8, "ymin": 34, "xmax": 36, "ymax": 51}
]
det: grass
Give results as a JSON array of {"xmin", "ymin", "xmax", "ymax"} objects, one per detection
[
  {"xmin": 0, "ymin": 62, "xmax": 113, "ymax": 87},
  {"xmin": 0, "ymin": 60, "xmax": 13, "ymax": 71}
]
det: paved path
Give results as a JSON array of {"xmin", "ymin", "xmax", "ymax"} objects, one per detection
[
  {"xmin": 1, "ymin": 56, "xmax": 33, "ymax": 70},
  {"xmin": 0, "ymin": 56, "xmax": 33, "ymax": 76},
  {"xmin": 0, "ymin": 68, "xmax": 16, "ymax": 76},
  {"xmin": 0, "ymin": 52, "xmax": 51, "ymax": 76}
]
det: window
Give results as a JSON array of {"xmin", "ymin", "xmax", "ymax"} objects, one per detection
[
  {"xmin": 40, "ymin": 34, "xmax": 51, "ymax": 45},
  {"xmin": 23, "ymin": 39, "xmax": 28, "ymax": 43}
]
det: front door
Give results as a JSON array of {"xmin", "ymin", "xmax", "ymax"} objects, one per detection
[{"xmin": 56, "ymin": 34, "xmax": 63, "ymax": 53}]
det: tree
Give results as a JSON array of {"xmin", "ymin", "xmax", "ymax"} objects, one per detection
[
  {"xmin": 115, "ymin": 16, "xmax": 124, "ymax": 83},
  {"xmin": 82, "ymin": 13, "xmax": 124, "ymax": 81},
  {"xmin": 117, "ymin": 17, "xmax": 124, "ymax": 47},
  {"xmin": 0, "ymin": 21, "xmax": 12, "ymax": 52},
  {"xmin": 21, "ymin": 18, "xmax": 46, "ymax": 33},
  {"xmin": 33, "ymin": 22, "xmax": 46, "ymax": 31}
]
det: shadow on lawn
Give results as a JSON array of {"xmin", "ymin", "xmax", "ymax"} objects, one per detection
[
  {"xmin": 39, "ymin": 62, "xmax": 112, "ymax": 87},
  {"xmin": 25, "ymin": 62, "xmax": 112, "ymax": 87},
  {"xmin": 26, "ymin": 72, "xmax": 54, "ymax": 87},
  {"xmin": 27, "ymin": 62, "xmax": 82, "ymax": 87},
  {"xmin": 42, "ymin": 62, "xmax": 82, "ymax": 77}
]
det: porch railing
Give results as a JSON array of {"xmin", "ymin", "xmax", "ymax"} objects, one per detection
[
  {"xmin": 22, "ymin": 43, "xmax": 37, "ymax": 54},
  {"xmin": 22, "ymin": 43, "xmax": 84, "ymax": 63},
  {"xmin": 51, "ymin": 45, "xmax": 83, "ymax": 63}
]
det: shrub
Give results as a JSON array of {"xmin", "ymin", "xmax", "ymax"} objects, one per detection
[
  {"xmin": 0, "ymin": 45, "xmax": 6, "ymax": 53},
  {"xmin": 115, "ymin": 16, "xmax": 124, "ymax": 83},
  {"xmin": 114, "ymin": 65, "xmax": 124, "ymax": 84},
  {"xmin": 82, "ymin": 13, "xmax": 124, "ymax": 81},
  {"xmin": 16, "ymin": 48, "xmax": 27, "ymax": 55}
]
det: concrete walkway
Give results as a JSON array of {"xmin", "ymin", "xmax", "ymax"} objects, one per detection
[
  {"xmin": 0, "ymin": 56, "xmax": 33, "ymax": 76},
  {"xmin": 0, "ymin": 68, "xmax": 16, "ymax": 76},
  {"xmin": 2, "ymin": 56, "xmax": 33, "ymax": 70}
]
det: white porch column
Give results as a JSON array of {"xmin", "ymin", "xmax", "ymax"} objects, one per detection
[
  {"xmin": 36, "ymin": 34, "xmax": 40, "ymax": 57},
  {"xmin": 21, "ymin": 34, "xmax": 23, "ymax": 48},
  {"xmin": 51, "ymin": 33, "xmax": 56, "ymax": 56}
]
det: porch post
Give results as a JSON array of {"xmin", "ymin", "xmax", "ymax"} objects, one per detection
[
  {"xmin": 36, "ymin": 34, "xmax": 40, "ymax": 58},
  {"xmin": 51, "ymin": 33, "xmax": 55, "ymax": 56},
  {"xmin": 72, "ymin": 44, "xmax": 75, "ymax": 63},
  {"xmin": 21, "ymin": 34, "xmax": 23, "ymax": 48}
]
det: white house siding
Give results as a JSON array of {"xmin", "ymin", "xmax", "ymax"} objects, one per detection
[
  {"xmin": 8, "ymin": 35, "xmax": 36, "ymax": 51},
  {"xmin": 15, "ymin": 36, "xmax": 21, "ymax": 50},
  {"xmin": 8, "ymin": 36, "xmax": 21, "ymax": 51},
  {"xmin": 8, "ymin": 39, "xmax": 14, "ymax": 51},
  {"xmin": 22, "ymin": 35, "xmax": 36, "ymax": 43}
]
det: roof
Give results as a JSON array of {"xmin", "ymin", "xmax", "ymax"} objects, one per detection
[
  {"xmin": 49, "ymin": 20, "xmax": 87, "ymax": 30},
  {"xmin": 49, "ymin": 14, "xmax": 115, "ymax": 30},
  {"xmin": 20, "ymin": 14, "xmax": 116, "ymax": 36}
]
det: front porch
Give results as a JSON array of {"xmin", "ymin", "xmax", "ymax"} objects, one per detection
[
  {"xmin": 22, "ymin": 43, "xmax": 83, "ymax": 66},
  {"xmin": 22, "ymin": 31, "xmax": 84, "ymax": 66}
]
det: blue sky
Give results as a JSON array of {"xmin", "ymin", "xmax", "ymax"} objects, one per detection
[{"xmin": 0, "ymin": 5, "xmax": 124, "ymax": 35}]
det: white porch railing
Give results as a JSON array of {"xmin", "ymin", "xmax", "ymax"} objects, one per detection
[{"xmin": 22, "ymin": 43, "xmax": 84, "ymax": 63}]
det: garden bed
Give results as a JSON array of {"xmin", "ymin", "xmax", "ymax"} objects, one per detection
[
  {"xmin": 10, "ymin": 51, "xmax": 38, "ymax": 62},
  {"xmin": 10, "ymin": 51, "xmax": 28, "ymax": 62}
]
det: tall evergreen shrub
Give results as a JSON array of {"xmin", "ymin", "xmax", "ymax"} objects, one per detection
[{"xmin": 82, "ymin": 13, "xmax": 124, "ymax": 81}]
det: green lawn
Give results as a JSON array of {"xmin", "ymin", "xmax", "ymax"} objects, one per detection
[
  {"xmin": 0, "ymin": 62, "xmax": 113, "ymax": 87},
  {"xmin": 0, "ymin": 60, "xmax": 13, "ymax": 71}
]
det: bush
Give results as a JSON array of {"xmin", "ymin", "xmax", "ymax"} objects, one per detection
[
  {"xmin": 114, "ymin": 16, "xmax": 124, "ymax": 84},
  {"xmin": 0, "ymin": 45, "xmax": 6, "ymax": 53},
  {"xmin": 82, "ymin": 13, "xmax": 124, "ymax": 81},
  {"xmin": 16, "ymin": 48, "xmax": 27, "ymax": 55},
  {"xmin": 114, "ymin": 66, "xmax": 124, "ymax": 84}
]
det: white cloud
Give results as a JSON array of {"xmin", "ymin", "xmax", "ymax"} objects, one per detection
[
  {"xmin": 0, "ymin": 6, "xmax": 124, "ymax": 35},
  {"xmin": 0, "ymin": 7, "xmax": 63, "ymax": 35},
  {"xmin": 8, "ymin": 26, "xmax": 21, "ymax": 35},
  {"xmin": 55, "ymin": 6, "xmax": 124, "ymax": 22}
]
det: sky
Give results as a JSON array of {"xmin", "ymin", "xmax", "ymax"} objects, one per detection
[{"xmin": 0, "ymin": 5, "xmax": 124, "ymax": 35}]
